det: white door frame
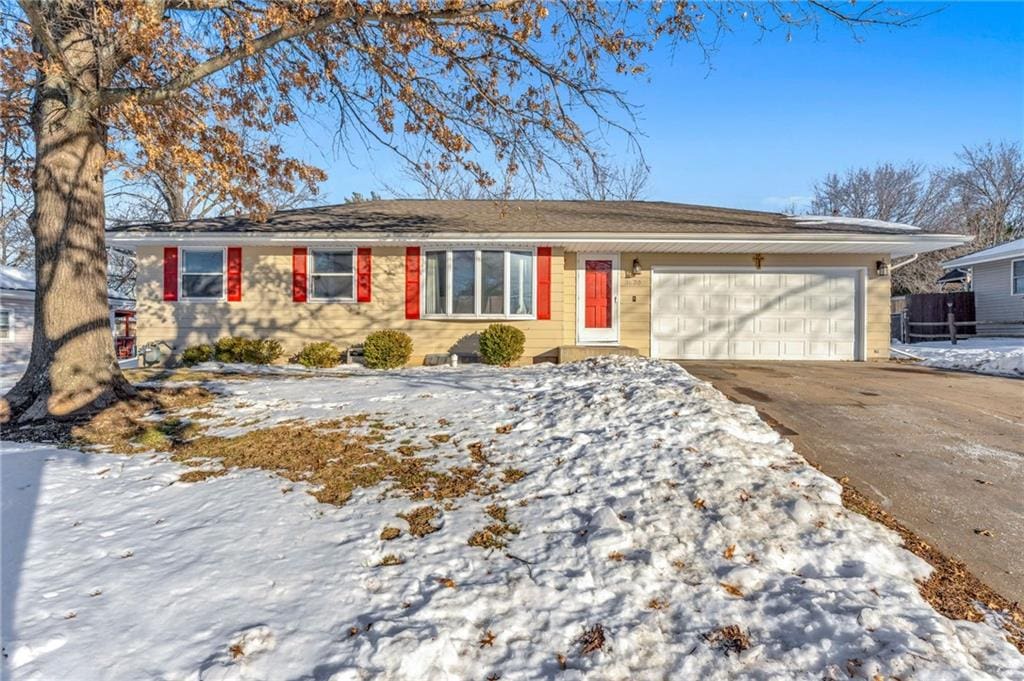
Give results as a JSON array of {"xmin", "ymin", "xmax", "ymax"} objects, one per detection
[
  {"xmin": 576, "ymin": 253, "xmax": 620, "ymax": 344},
  {"xmin": 649, "ymin": 266, "xmax": 867, "ymax": 361}
]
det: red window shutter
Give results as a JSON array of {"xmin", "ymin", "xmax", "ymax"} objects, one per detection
[
  {"xmin": 163, "ymin": 247, "xmax": 178, "ymax": 301},
  {"xmin": 405, "ymin": 247, "xmax": 420, "ymax": 319},
  {"xmin": 357, "ymin": 247, "xmax": 372, "ymax": 303},
  {"xmin": 537, "ymin": 246, "xmax": 552, "ymax": 320},
  {"xmin": 292, "ymin": 247, "xmax": 308, "ymax": 302},
  {"xmin": 227, "ymin": 247, "xmax": 242, "ymax": 302}
]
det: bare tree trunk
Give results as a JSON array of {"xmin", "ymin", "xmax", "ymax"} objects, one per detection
[{"xmin": 2, "ymin": 89, "xmax": 134, "ymax": 422}]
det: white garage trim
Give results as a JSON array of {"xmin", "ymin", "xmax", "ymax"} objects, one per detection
[{"xmin": 649, "ymin": 266, "xmax": 868, "ymax": 361}]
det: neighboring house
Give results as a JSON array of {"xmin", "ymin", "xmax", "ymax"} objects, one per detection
[
  {"xmin": 943, "ymin": 239, "xmax": 1024, "ymax": 336},
  {"xmin": 0, "ymin": 265, "xmax": 137, "ymax": 367},
  {"xmin": 936, "ymin": 267, "xmax": 970, "ymax": 292},
  {"xmin": 105, "ymin": 200, "xmax": 968, "ymax": 364}
]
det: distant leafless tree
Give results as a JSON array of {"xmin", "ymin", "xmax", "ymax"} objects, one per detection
[
  {"xmin": 394, "ymin": 159, "xmax": 533, "ymax": 201},
  {"xmin": 810, "ymin": 162, "xmax": 958, "ymax": 295},
  {"xmin": 810, "ymin": 144, "xmax": 1024, "ymax": 295},
  {"xmin": 0, "ymin": 188, "xmax": 31, "ymax": 268},
  {"xmin": 564, "ymin": 157, "xmax": 651, "ymax": 201},
  {"xmin": 810, "ymin": 162, "xmax": 954, "ymax": 228},
  {"xmin": 950, "ymin": 141, "xmax": 1024, "ymax": 246}
]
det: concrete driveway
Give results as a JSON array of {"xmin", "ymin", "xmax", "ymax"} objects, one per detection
[{"xmin": 682, "ymin": 361, "xmax": 1024, "ymax": 604}]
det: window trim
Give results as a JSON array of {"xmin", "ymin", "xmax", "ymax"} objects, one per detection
[
  {"xmin": 307, "ymin": 247, "xmax": 357, "ymax": 303},
  {"xmin": 179, "ymin": 247, "xmax": 227, "ymax": 302},
  {"xmin": 420, "ymin": 247, "xmax": 537, "ymax": 320},
  {"xmin": 1011, "ymin": 258, "xmax": 1024, "ymax": 296},
  {"xmin": 0, "ymin": 308, "xmax": 13, "ymax": 342}
]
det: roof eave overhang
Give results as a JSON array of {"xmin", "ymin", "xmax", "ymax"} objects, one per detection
[
  {"xmin": 105, "ymin": 231, "xmax": 969, "ymax": 257},
  {"xmin": 943, "ymin": 250, "xmax": 1024, "ymax": 269}
]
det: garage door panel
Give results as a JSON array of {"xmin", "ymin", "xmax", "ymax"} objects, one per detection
[
  {"xmin": 652, "ymin": 270, "xmax": 858, "ymax": 360},
  {"xmin": 833, "ymin": 318, "xmax": 855, "ymax": 335},
  {"xmin": 783, "ymin": 318, "xmax": 805, "ymax": 335},
  {"xmin": 782, "ymin": 296, "xmax": 806, "ymax": 312},
  {"xmin": 806, "ymin": 317, "xmax": 830, "ymax": 336}
]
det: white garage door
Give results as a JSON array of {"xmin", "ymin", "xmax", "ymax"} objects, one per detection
[{"xmin": 652, "ymin": 270, "xmax": 859, "ymax": 360}]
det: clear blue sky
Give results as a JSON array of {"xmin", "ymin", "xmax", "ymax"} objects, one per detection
[{"xmin": 291, "ymin": 1, "xmax": 1024, "ymax": 212}]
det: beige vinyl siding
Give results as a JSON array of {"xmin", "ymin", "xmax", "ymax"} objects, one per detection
[
  {"xmin": 136, "ymin": 246, "xmax": 566, "ymax": 364},
  {"xmin": 971, "ymin": 259, "xmax": 1024, "ymax": 336},
  {"xmin": 137, "ymin": 245, "xmax": 894, "ymax": 364},
  {"xmin": 563, "ymin": 252, "xmax": 891, "ymax": 360},
  {"xmin": 562, "ymin": 251, "xmax": 577, "ymax": 345}
]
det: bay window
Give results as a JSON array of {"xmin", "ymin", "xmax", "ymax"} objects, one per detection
[
  {"xmin": 181, "ymin": 249, "xmax": 225, "ymax": 299},
  {"xmin": 310, "ymin": 249, "xmax": 355, "ymax": 301},
  {"xmin": 422, "ymin": 249, "xmax": 536, "ymax": 318},
  {"xmin": 1013, "ymin": 259, "xmax": 1024, "ymax": 295}
]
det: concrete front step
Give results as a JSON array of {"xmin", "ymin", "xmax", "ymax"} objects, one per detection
[{"xmin": 534, "ymin": 345, "xmax": 640, "ymax": 364}]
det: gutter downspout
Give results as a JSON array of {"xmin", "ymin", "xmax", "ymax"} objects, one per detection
[{"xmin": 889, "ymin": 253, "xmax": 919, "ymax": 271}]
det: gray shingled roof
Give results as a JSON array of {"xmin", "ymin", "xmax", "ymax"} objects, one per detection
[{"xmin": 106, "ymin": 199, "xmax": 922, "ymax": 236}]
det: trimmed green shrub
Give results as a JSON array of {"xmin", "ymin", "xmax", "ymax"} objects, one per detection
[
  {"xmin": 180, "ymin": 344, "xmax": 214, "ymax": 366},
  {"xmin": 479, "ymin": 323, "xmax": 526, "ymax": 366},
  {"xmin": 363, "ymin": 330, "xmax": 413, "ymax": 369},
  {"xmin": 212, "ymin": 336, "xmax": 283, "ymax": 365},
  {"xmin": 295, "ymin": 341, "xmax": 342, "ymax": 368},
  {"xmin": 240, "ymin": 338, "xmax": 283, "ymax": 365},
  {"xmin": 213, "ymin": 336, "xmax": 249, "ymax": 362}
]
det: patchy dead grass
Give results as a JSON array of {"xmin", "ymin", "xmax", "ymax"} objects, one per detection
[
  {"xmin": 702, "ymin": 625, "xmax": 750, "ymax": 656},
  {"xmin": 124, "ymin": 368, "xmax": 263, "ymax": 384},
  {"xmin": 177, "ymin": 469, "xmax": 227, "ymax": 483},
  {"xmin": 838, "ymin": 479, "xmax": 1024, "ymax": 654},
  {"xmin": 172, "ymin": 419, "xmax": 491, "ymax": 507},
  {"xmin": 468, "ymin": 442, "xmax": 490, "ymax": 465},
  {"xmin": 468, "ymin": 521, "xmax": 520, "ymax": 551},
  {"xmin": 59, "ymin": 387, "xmax": 215, "ymax": 453},
  {"xmin": 501, "ymin": 468, "xmax": 526, "ymax": 484},
  {"xmin": 25, "ymin": 380, "xmax": 499, "ymax": 513},
  {"xmin": 376, "ymin": 554, "xmax": 404, "ymax": 567},
  {"xmin": 398, "ymin": 506, "xmax": 440, "ymax": 537},
  {"xmin": 380, "ymin": 526, "xmax": 401, "ymax": 541},
  {"xmin": 484, "ymin": 503, "xmax": 507, "ymax": 523}
]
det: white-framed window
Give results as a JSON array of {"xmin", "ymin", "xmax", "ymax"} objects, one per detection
[
  {"xmin": 309, "ymin": 249, "xmax": 355, "ymax": 301},
  {"xmin": 422, "ymin": 248, "xmax": 535, "ymax": 319},
  {"xmin": 0, "ymin": 309, "xmax": 13, "ymax": 342},
  {"xmin": 180, "ymin": 248, "xmax": 225, "ymax": 300},
  {"xmin": 1012, "ymin": 259, "xmax": 1024, "ymax": 295}
]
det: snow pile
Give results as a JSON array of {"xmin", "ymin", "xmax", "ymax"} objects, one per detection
[
  {"xmin": 3, "ymin": 357, "xmax": 1022, "ymax": 680},
  {"xmin": 788, "ymin": 215, "xmax": 920, "ymax": 232},
  {"xmin": 894, "ymin": 337, "xmax": 1024, "ymax": 377}
]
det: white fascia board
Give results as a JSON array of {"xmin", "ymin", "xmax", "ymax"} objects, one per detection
[{"xmin": 105, "ymin": 230, "xmax": 970, "ymax": 256}]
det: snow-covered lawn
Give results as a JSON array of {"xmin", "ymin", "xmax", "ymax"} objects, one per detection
[
  {"xmin": 893, "ymin": 337, "xmax": 1024, "ymax": 378},
  {"xmin": 2, "ymin": 357, "xmax": 1022, "ymax": 680}
]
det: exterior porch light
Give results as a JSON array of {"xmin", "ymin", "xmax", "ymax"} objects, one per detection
[
  {"xmin": 876, "ymin": 260, "xmax": 889, "ymax": 277},
  {"xmin": 631, "ymin": 258, "xmax": 642, "ymax": 276}
]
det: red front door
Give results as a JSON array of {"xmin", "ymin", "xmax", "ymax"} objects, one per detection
[{"xmin": 585, "ymin": 260, "xmax": 612, "ymax": 328}]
